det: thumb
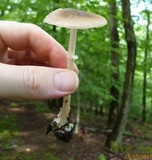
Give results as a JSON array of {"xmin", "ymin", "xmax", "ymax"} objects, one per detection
[{"xmin": 0, "ymin": 63, "xmax": 79, "ymax": 99}]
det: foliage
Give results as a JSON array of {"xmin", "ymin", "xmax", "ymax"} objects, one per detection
[
  {"xmin": 0, "ymin": 0, "xmax": 152, "ymax": 145},
  {"xmin": 0, "ymin": 108, "xmax": 19, "ymax": 157},
  {"xmin": 98, "ymin": 154, "xmax": 106, "ymax": 160},
  {"xmin": 0, "ymin": 112, "xmax": 18, "ymax": 132},
  {"xmin": 10, "ymin": 102, "xmax": 19, "ymax": 108},
  {"xmin": 34, "ymin": 101, "xmax": 50, "ymax": 112}
]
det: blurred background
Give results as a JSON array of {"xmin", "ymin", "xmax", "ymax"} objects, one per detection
[{"xmin": 0, "ymin": 0, "xmax": 152, "ymax": 160}]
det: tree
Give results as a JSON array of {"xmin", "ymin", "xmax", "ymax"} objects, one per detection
[
  {"xmin": 107, "ymin": 0, "xmax": 120, "ymax": 129},
  {"xmin": 105, "ymin": 0, "xmax": 137, "ymax": 147},
  {"xmin": 141, "ymin": 0, "xmax": 150, "ymax": 122}
]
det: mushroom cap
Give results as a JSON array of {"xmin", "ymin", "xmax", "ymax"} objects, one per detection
[{"xmin": 44, "ymin": 8, "xmax": 107, "ymax": 29}]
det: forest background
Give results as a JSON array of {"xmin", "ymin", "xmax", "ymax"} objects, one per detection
[{"xmin": 0, "ymin": 0, "xmax": 152, "ymax": 160}]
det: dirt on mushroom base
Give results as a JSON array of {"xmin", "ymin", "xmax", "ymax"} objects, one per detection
[{"xmin": 0, "ymin": 100, "xmax": 152, "ymax": 160}]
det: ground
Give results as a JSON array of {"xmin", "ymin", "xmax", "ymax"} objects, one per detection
[{"xmin": 0, "ymin": 100, "xmax": 152, "ymax": 160}]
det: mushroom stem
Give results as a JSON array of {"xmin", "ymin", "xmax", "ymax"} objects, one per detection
[
  {"xmin": 55, "ymin": 29, "xmax": 78, "ymax": 127},
  {"xmin": 67, "ymin": 29, "xmax": 77, "ymax": 70}
]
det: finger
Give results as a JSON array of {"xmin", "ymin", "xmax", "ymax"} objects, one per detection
[
  {"xmin": 7, "ymin": 49, "xmax": 43, "ymax": 61},
  {"xmin": 0, "ymin": 63, "xmax": 79, "ymax": 99},
  {"xmin": 7, "ymin": 49, "xmax": 27, "ymax": 60},
  {"xmin": 8, "ymin": 59, "xmax": 48, "ymax": 66},
  {"xmin": 0, "ymin": 38, "xmax": 7, "ymax": 61},
  {"xmin": 7, "ymin": 49, "xmax": 48, "ymax": 65},
  {"xmin": 0, "ymin": 21, "xmax": 67, "ymax": 68}
]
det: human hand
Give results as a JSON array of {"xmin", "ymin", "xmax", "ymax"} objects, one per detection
[{"xmin": 0, "ymin": 21, "xmax": 79, "ymax": 99}]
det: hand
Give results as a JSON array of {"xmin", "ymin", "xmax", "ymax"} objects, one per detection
[{"xmin": 0, "ymin": 21, "xmax": 79, "ymax": 99}]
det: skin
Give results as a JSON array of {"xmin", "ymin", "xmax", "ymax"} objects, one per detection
[{"xmin": 0, "ymin": 21, "xmax": 79, "ymax": 99}]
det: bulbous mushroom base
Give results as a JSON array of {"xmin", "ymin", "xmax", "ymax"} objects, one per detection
[{"xmin": 46, "ymin": 118, "xmax": 74, "ymax": 142}]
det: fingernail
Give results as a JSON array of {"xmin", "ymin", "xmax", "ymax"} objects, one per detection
[{"xmin": 54, "ymin": 71, "xmax": 79, "ymax": 92}]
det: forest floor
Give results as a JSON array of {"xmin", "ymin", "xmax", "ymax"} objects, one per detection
[{"xmin": 0, "ymin": 100, "xmax": 152, "ymax": 160}]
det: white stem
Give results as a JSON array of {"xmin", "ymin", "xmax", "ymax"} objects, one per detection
[
  {"xmin": 55, "ymin": 29, "xmax": 78, "ymax": 127},
  {"xmin": 67, "ymin": 29, "xmax": 77, "ymax": 70},
  {"xmin": 74, "ymin": 90, "xmax": 80, "ymax": 134}
]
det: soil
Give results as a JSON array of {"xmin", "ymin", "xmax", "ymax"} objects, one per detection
[{"xmin": 0, "ymin": 100, "xmax": 152, "ymax": 160}]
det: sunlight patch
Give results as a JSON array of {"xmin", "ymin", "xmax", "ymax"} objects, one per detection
[{"xmin": 16, "ymin": 144, "xmax": 38, "ymax": 152}]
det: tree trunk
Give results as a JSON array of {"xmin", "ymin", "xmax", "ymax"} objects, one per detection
[
  {"xmin": 105, "ymin": 0, "xmax": 137, "ymax": 147},
  {"xmin": 142, "ymin": 1, "xmax": 150, "ymax": 122},
  {"xmin": 74, "ymin": 90, "xmax": 80, "ymax": 134},
  {"xmin": 142, "ymin": 63, "xmax": 147, "ymax": 122},
  {"xmin": 107, "ymin": 0, "xmax": 120, "ymax": 129}
]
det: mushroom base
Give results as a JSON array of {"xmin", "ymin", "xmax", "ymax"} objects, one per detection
[{"xmin": 46, "ymin": 117, "xmax": 74, "ymax": 142}]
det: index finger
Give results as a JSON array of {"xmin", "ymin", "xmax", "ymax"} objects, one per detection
[{"xmin": 0, "ymin": 21, "xmax": 67, "ymax": 68}]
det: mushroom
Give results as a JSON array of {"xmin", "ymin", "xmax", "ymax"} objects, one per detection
[{"xmin": 44, "ymin": 8, "xmax": 107, "ymax": 142}]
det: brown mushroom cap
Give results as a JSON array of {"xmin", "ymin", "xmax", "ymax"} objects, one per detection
[{"xmin": 44, "ymin": 8, "xmax": 107, "ymax": 29}]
